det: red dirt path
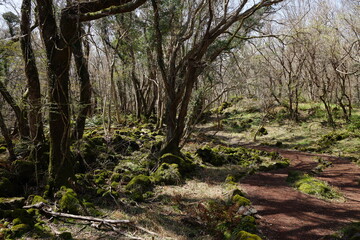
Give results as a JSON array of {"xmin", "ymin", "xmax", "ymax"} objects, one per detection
[{"xmin": 240, "ymin": 146, "xmax": 360, "ymax": 240}]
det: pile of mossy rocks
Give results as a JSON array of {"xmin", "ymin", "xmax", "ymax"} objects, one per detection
[
  {"xmin": 0, "ymin": 196, "xmax": 53, "ymax": 240},
  {"xmin": 0, "ymin": 186, "xmax": 104, "ymax": 240},
  {"xmin": 124, "ymin": 153, "xmax": 198, "ymax": 201},
  {"xmin": 196, "ymin": 145, "xmax": 289, "ymax": 172},
  {"xmin": 194, "ymin": 175, "xmax": 263, "ymax": 240},
  {"xmin": 72, "ymin": 125, "xmax": 164, "ymax": 171},
  {"xmin": 75, "ymin": 152, "xmax": 198, "ymax": 202}
]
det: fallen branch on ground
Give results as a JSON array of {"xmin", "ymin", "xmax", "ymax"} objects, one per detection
[{"xmin": 23, "ymin": 202, "xmax": 157, "ymax": 238}]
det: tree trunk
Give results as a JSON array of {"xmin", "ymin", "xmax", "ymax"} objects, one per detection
[
  {"xmin": 0, "ymin": 80, "xmax": 29, "ymax": 139},
  {"xmin": 0, "ymin": 109, "xmax": 16, "ymax": 160},
  {"xmin": 20, "ymin": 0, "xmax": 44, "ymax": 143},
  {"xmin": 71, "ymin": 27, "xmax": 92, "ymax": 141},
  {"xmin": 36, "ymin": 0, "xmax": 75, "ymax": 187}
]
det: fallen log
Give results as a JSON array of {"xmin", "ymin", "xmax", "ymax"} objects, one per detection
[{"xmin": 23, "ymin": 202, "xmax": 157, "ymax": 238}]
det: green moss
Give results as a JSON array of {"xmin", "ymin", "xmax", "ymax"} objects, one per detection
[
  {"xmin": 11, "ymin": 223, "xmax": 30, "ymax": 237},
  {"xmin": 30, "ymin": 195, "xmax": 48, "ymax": 205},
  {"xmin": 196, "ymin": 147, "xmax": 227, "ymax": 166},
  {"xmin": 237, "ymin": 216, "xmax": 257, "ymax": 233},
  {"xmin": 151, "ymin": 163, "xmax": 181, "ymax": 185},
  {"xmin": 56, "ymin": 187, "xmax": 81, "ymax": 214},
  {"xmin": 0, "ymin": 146, "xmax": 6, "ymax": 153},
  {"xmin": 232, "ymin": 195, "xmax": 251, "ymax": 206},
  {"xmin": 111, "ymin": 173, "xmax": 121, "ymax": 182},
  {"xmin": 287, "ymin": 171, "xmax": 342, "ymax": 200},
  {"xmin": 159, "ymin": 153, "xmax": 196, "ymax": 174},
  {"xmin": 231, "ymin": 230, "xmax": 262, "ymax": 240},
  {"xmin": 12, "ymin": 218, "xmax": 22, "ymax": 225},
  {"xmin": 126, "ymin": 175, "xmax": 153, "ymax": 201}
]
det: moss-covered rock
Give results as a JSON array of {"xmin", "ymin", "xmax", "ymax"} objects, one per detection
[
  {"xmin": 56, "ymin": 187, "xmax": 81, "ymax": 214},
  {"xmin": 30, "ymin": 195, "xmax": 48, "ymax": 205},
  {"xmin": 0, "ymin": 146, "xmax": 6, "ymax": 154},
  {"xmin": 125, "ymin": 174, "xmax": 153, "ymax": 201},
  {"xmin": 159, "ymin": 153, "xmax": 196, "ymax": 174},
  {"xmin": 196, "ymin": 147, "xmax": 227, "ymax": 166},
  {"xmin": 11, "ymin": 223, "xmax": 31, "ymax": 238},
  {"xmin": 0, "ymin": 209, "xmax": 34, "ymax": 226},
  {"xmin": 151, "ymin": 163, "xmax": 181, "ymax": 185},
  {"xmin": 236, "ymin": 216, "xmax": 257, "ymax": 234},
  {"xmin": 0, "ymin": 197, "xmax": 25, "ymax": 210},
  {"xmin": 112, "ymin": 135, "xmax": 140, "ymax": 155},
  {"xmin": 287, "ymin": 171, "xmax": 342, "ymax": 200},
  {"xmin": 232, "ymin": 194, "xmax": 251, "ymax": 206},
  {"xmin": 231, "ymin": 230, "xmax": 262, "ymax": 240}
]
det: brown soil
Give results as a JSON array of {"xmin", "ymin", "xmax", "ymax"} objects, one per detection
[{"xmin": 240, "ymin": 146, "xmax": 360, "ymax": 240}]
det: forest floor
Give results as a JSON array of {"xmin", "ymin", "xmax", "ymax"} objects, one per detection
[{"xmin": 206, "ymin": 130, "xmax": 360, "ymax": 240}]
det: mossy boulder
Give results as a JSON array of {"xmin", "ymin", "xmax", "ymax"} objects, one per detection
[
  {"xmin": 0, "ymin": 197, "xmax": 25, "ymax": 210},
  {"xmin": 287, "ymin": 171, "xmax": 342, "ymax": 200},
  {"xmin": 0, "ymin": 146, "xmax": 6, "ymax": 154},
  {"xmin": 231, "ymin": 230, "xmax": 262, "ymax": 240},
  {"xmin": 196, "ymin": 147, "xmax": 226, "ymax": 166},
  {"xmin": 11, "ymin": 223, "xmax": 31, "ymax": 238},
  {"xmin": 151, "ymin": 163, "xmax": 181, "ymax": 185},
  {"xmin": 0, "ymin": 209, "xmax": 34, "ymax": 226},
  {"xmin": 125, "ymin": 175, "xmax": 153, "ymax": 201},
  {"xmin": 159, "ymin": 153, "xmax": 196, "ymax": 174},
  {"xmin": 56, "ymin": 187, "xmax": 81, "ymax": 214},
  {"xmin": 236, "ymin": 216, "xmax": 257, "ymax": 234},
  {"xmin": 30, "ymin": 195, "xmax": 48, "ymax": 205},
  {"xmin": 232, "ymin": 194, "xmax": 251, "ymax": 206},
  {"xmin": 112, "ymin": 135, "xmax": 140, "ymax": 155}
]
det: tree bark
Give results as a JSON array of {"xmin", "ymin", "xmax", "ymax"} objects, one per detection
[
  {"xmin": 20, "ymin": 0, "xmax": 44, "ymax": 143},
  {"xmin": 0, "ymin": 109, "xmax": 16, "ymax": 160},
  {"xmin": 71, "ymin": 27, "xmax": 92, "ymax": 141},
  {"xmin": 0, "ymin": 80, "xmax": 29, "ymax": 139}
]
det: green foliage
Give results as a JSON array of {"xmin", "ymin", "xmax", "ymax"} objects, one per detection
[
  {"xmin": 214, "ymin": 101, "xmax": 232, "ymax": 114},
  {"xmin": 318, "ymin": 132, "xmax": 348, "ymax": 149},
  {"xmin": 286, "ymin": 171, "xmax": 342, "ymax": 200},
  {"xmin": 257, "ymin": 127, "xmax": 268, "ymax": 136},
  {"xmin": 347, "ymin": 115, "xmax": 360, "ymax": 132}
]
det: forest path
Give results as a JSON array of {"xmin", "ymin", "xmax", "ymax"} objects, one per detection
[{"xmin": 209, "ymin": 131, "xmax": 360, "ymax": 240}]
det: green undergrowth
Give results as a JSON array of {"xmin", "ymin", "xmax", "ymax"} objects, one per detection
[
  {"xmin": 196, "ymin": 145, "xmax": 289, "ymax": 174},
  {"xmin": 186, "ymin": 176, "xmax": 262, "ymax": 239},
  {"xmin": 286, "ymin": 171, "xmax": 343, "ymax": 201},
  {"xmin": 323, "ymin": 222, "xmax": 360, "ymax": 240}
]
